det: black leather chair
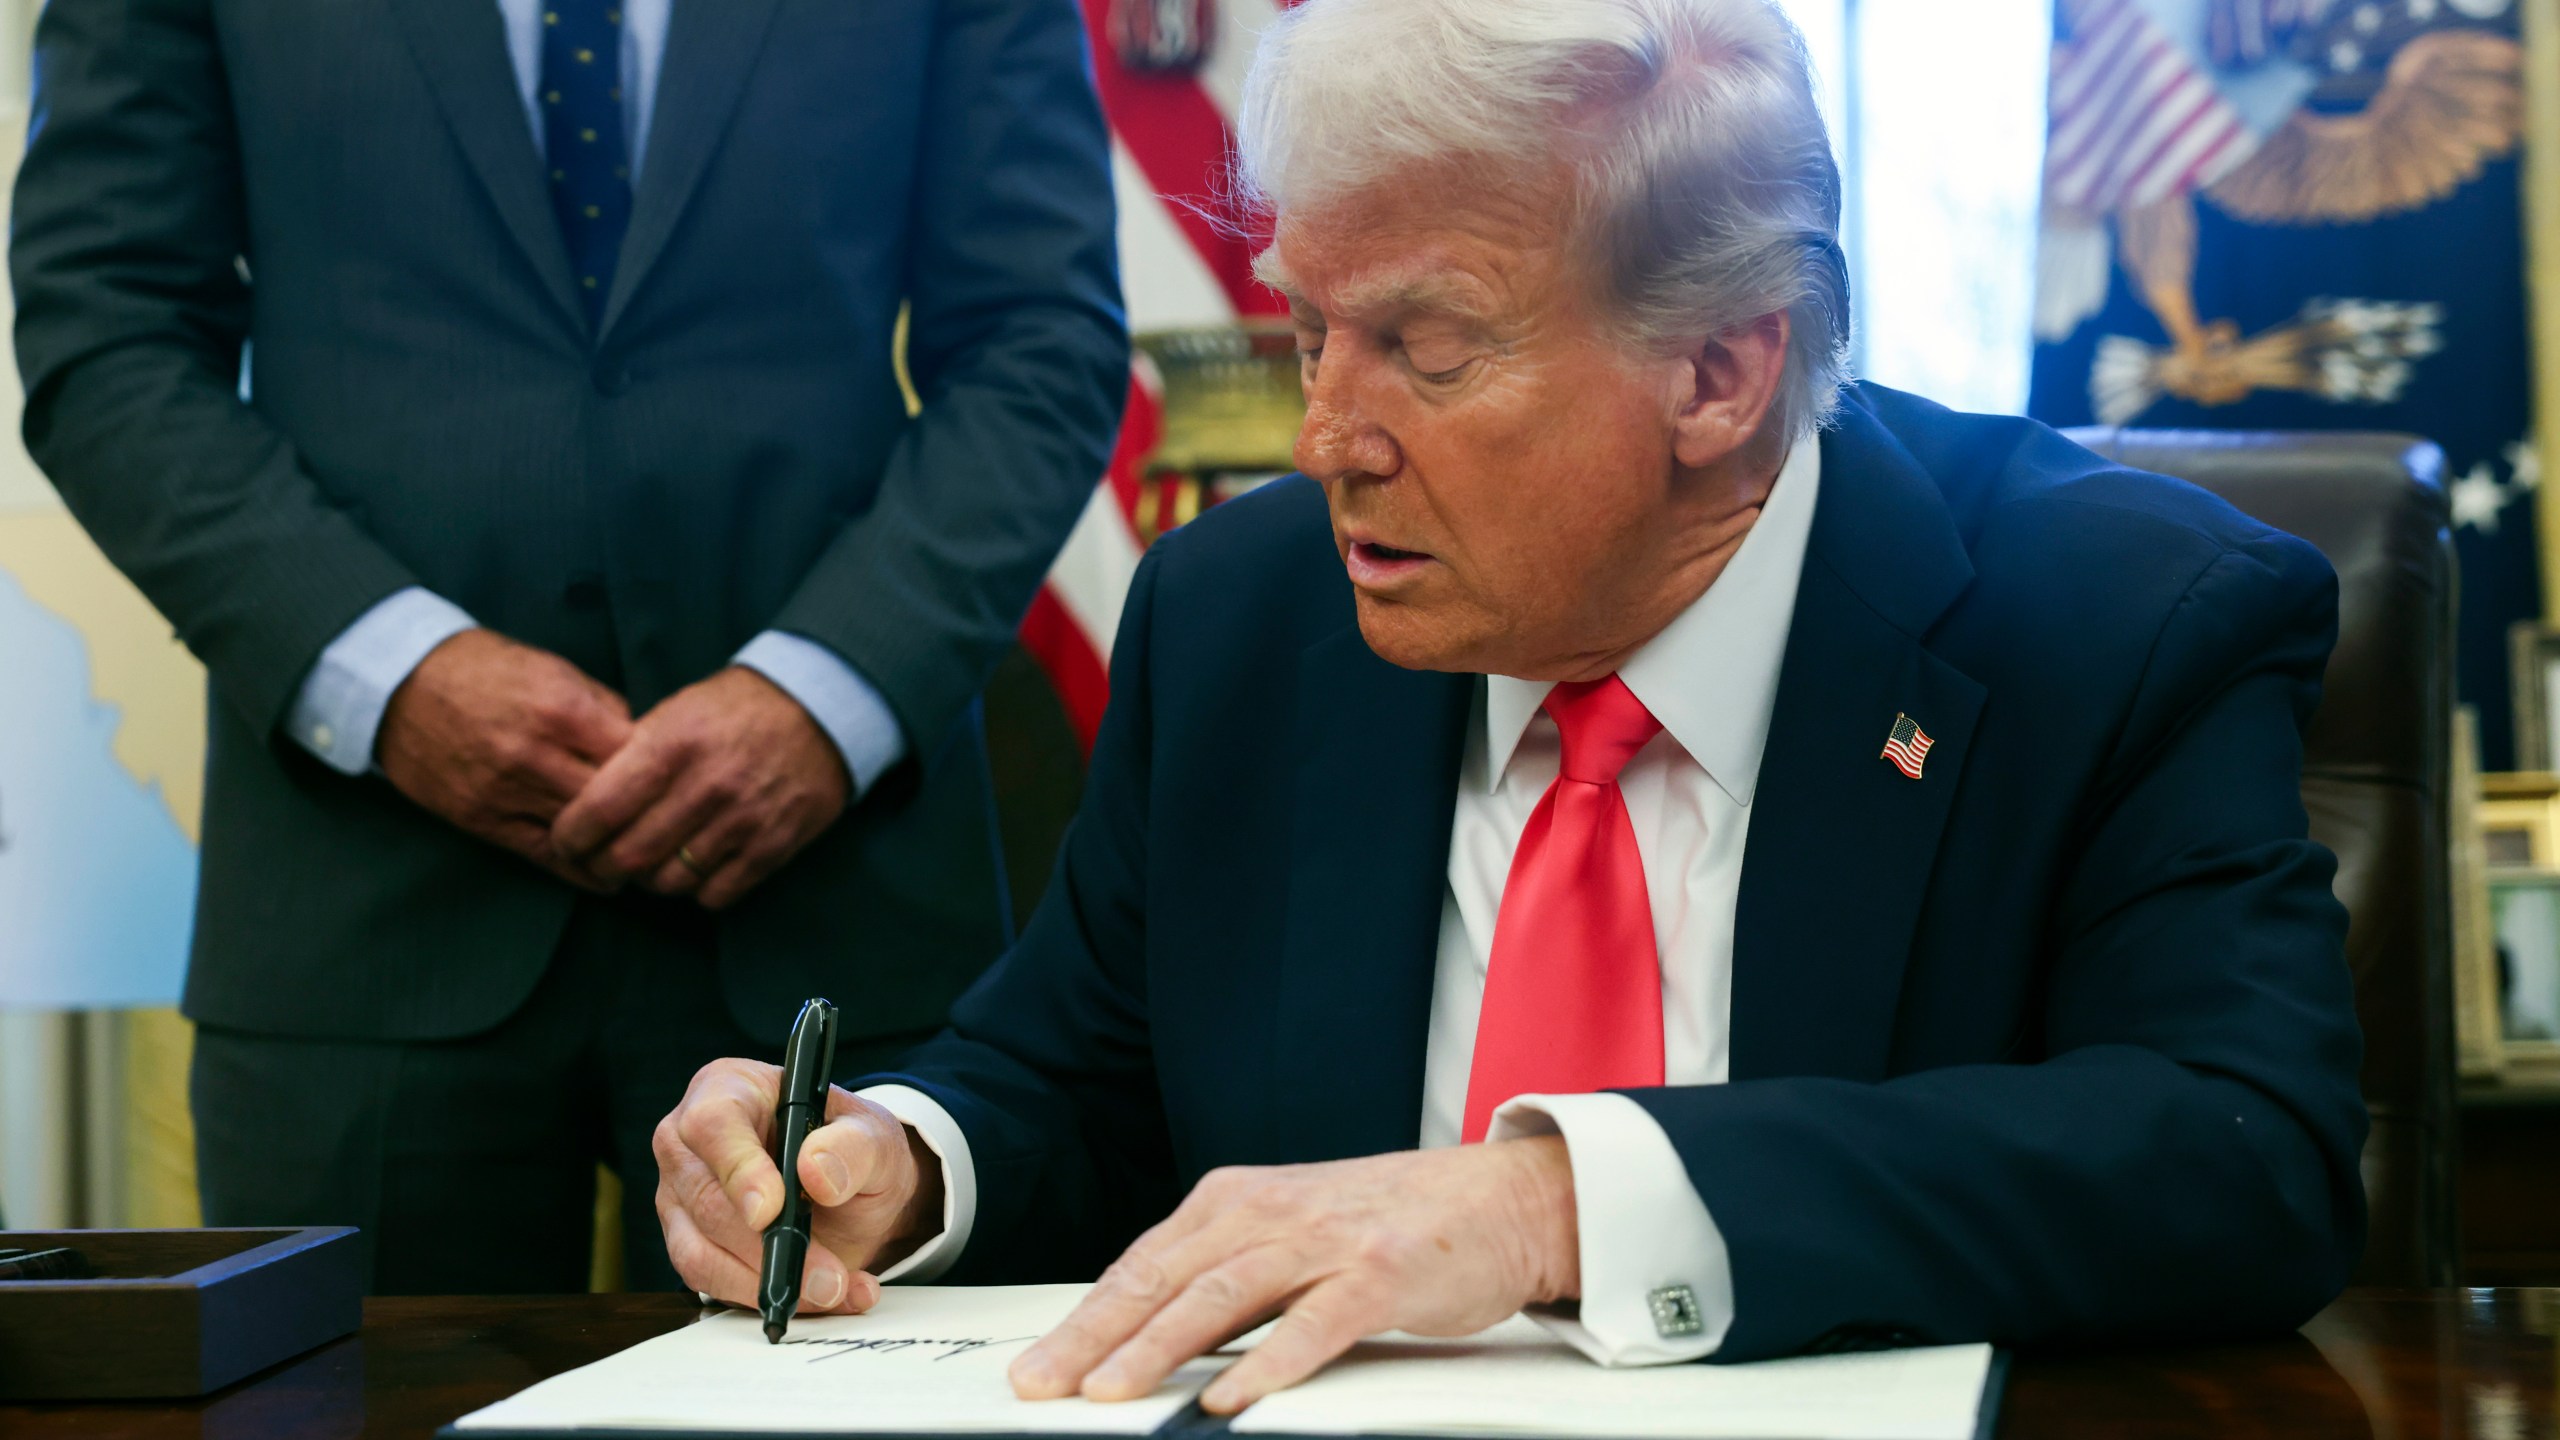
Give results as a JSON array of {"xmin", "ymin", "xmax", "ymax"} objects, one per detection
[{"xmin": 2068, "ymin": 428, "xmax": 2459, "ymax": 1286}]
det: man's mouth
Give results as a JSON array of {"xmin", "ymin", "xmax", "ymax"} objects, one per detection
[{"xmin": 1345, "ymin": 539, "xmax": 1435, "ymax": 586}]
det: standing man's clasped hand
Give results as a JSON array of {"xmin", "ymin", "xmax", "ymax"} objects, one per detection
[
  {"xmin": 653, "ymin": 1058, "xmax": 1583, "ymax": 1415},
  {"xmin": 378, "ymin": 629, "xmax": 635, "ymax": 892},
  {"xmin": 551, "ymin": 666, "xmax": 853, "ymax": 909},
  {"xmin": 380, "ymin": 634, "xmax": 849, "ymax": 910}
]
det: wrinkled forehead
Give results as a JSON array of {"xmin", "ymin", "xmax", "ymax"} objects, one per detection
[
  {"xmin": 1258, "ymin": 247, "xmax": 1499, "ymax": 326},
  {"xmin": 1257, "ymin": 170, "xmax": 1585, "ymax": 325}
]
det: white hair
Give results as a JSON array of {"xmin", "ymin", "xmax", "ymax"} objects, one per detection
[{"xmin": 1237, "ymin": 0, "xmax": 1851, "ymax": 439}]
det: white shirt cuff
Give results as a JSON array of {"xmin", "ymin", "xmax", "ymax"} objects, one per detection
[
  {"xmin": 733, "ymin": 631, "xmax": 907, "ymax": 798},
  {"xmin": 285, "ymin": 587, "xmax": 477, "ymax": 774},
  {"xmin": 1488, "ymin": 1092, "xmax": 1733, "ymax": 1366},
  {"xmin": 854, "ymin": 1083, "xmax": 977, "ymax": 1283}
]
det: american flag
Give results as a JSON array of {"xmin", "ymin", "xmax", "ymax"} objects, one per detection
[
  {"xmin": 2042, "ymin": 0, "xmax": 2258, "ymax": 215},
  {"xmin": 1016, "ymin": 0, "xmax": 1300, "ymax": 753},
  {"xmin": 1881, "ymin": 713, "xmax": 1936, "ymax": 780}
]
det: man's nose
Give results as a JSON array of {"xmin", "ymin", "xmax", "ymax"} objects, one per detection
[{"xmin": 1293, "ymin": 374, "xmax": 1400, "ymax": 483}]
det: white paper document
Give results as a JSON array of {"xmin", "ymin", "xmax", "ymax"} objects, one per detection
[
  {"xmin": 1227, "ymin": 1317, "xmax": 1993, "ymax": 1440},
  {"xmin": 449, "ymin": 1285, "xmax": 1228, "ymax": 1435},
  {"xmin": 451, "ymin": 1287, "xmax": 1992, "ymax": 1440}
]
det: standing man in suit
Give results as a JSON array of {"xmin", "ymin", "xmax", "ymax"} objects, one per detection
[
  {"xmin": 11, "ymin": 0, "xmax": 1124, "ymax": 1292},
  {"xmin": 656, "ymin": 0, "xmax": 2368, "ymax": 1401}
]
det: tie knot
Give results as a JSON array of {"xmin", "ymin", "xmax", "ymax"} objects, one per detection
[{"xmin": 1542, "ymin": 675, "xmax": 1661, "ymax": 785}]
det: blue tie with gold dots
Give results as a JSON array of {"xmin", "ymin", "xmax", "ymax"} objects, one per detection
[{"xmin": 540, "ymin": 0, "xmax": 632, "ymax": 328}]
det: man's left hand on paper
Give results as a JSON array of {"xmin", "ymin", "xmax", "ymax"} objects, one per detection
[
  {"xmin": 1009, "ymin": 1141, "xmax": 1582, "ymax": 1414},
  {"xmin": 552, "ymin": 666, "xmax": 852, "ymax": 909}
]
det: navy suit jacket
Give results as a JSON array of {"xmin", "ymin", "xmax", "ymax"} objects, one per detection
[{"xmin": 868, "ymin": 383, "xmax": 2369, "ymax": 1360}]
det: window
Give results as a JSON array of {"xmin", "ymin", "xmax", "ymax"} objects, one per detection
[{"xmin": 1779, "ymin": 0, "xmax": 2053, "ymax": 415}]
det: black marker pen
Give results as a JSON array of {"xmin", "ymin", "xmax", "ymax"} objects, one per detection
[{"xmin": 760, "ymin": 996, "xmax": 839, "ymax": 1344}]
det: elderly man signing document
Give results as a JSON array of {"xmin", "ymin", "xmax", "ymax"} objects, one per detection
[{"xmin": 656, "ymin": 0, "xmax": 2366, "ymax": 1410}]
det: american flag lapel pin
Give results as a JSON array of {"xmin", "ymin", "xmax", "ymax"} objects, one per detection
[{"xmin": 1881, "ymin": 712, "xmax": 1935, "ymax": 780}]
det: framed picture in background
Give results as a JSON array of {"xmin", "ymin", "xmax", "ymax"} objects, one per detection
[
  {"xmin": 2477, "ymin": 770, "xmax": 2560, "ymax": 870},
  {"xmin": 2505, "ymin": 623, "xmax": 2560, "ymax": 773},
  {"xmin": 2486, "ymin": 872, "xmax": 2560, "ymax": 1077},
  {"xmin": 2455, "ymin": 715, "xmax": 2510, "ymax": 1078},
  {"xmin": 2462, "ymin": 704, "xmax": 2560, "ymax": 1079}
]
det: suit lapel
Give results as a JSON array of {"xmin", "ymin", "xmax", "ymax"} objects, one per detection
[
  {"xmin": 598, "ymin": 0, "xmax": 787, "ymax": 338},
  {"xmin": 1270, "ymin": 625, "xmax": 1472, "ymax": 1161},
  {"xmin": 384, "ymin": 0, "xmax": 585, "ymax": 333},
  {"xmin": 1729, "ymin": 395, "xmax": 1986, "ymax": 1082}
]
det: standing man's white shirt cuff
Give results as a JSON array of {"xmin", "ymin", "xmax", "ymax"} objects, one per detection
[
  {"xmin": 1489, "ymin": 1092, "xmax": 1733, "ymax": 1366},
  {"xmin": 287, "ymin": 586, "xmax": 478, "ymax": 774},
  {"xmin": 853, "ymin": 1084, "xmax": 977, "ymax": 1282},
  {"xmin": 734, "ymin": 630, "xmax": 909, "ymax": 799}
]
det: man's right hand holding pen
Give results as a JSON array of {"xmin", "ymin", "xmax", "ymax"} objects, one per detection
[{"xmin": 653, "ymin": 1059, "xmax": 943, "ymax": 1320}]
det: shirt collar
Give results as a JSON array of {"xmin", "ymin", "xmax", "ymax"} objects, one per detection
[{"xmin": 1482, "ymin": 436, "xmax": 1822, "ymax": 805}]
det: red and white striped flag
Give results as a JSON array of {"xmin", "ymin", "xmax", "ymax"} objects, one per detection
[
  {"xmin": 1018, "ymin": 0, "xmax": 1297, "ymax": 752},
  {"xmin": 2043, "ymin": 0, "xmax": 2257, "ymax": 215},
  {"xmin": 1880, "ymin": 713, "xmax": 1936, "ymax": 781}
]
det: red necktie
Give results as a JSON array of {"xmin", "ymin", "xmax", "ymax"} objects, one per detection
[{"xmin": 1462, "ymin": 675, "xmax": 1667, "ymax": 1143}]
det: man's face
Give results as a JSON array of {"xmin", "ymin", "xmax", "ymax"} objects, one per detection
[{"xmin": 1271, "ymin": 167, "xmax": 1698, "ymax": 680}]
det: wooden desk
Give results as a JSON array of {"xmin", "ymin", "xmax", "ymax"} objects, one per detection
[
  {"xmin": 1, "ymin": 1289, "xmax": 2552, "ymax": 1439},
  {"xmin": 2463, "ymin": 1080, "xmax": 2560, "ymax": 1284}
]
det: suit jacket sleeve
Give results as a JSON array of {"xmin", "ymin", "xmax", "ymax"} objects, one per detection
[
  {"xmin": 857, "ymin": 533, "xmax": 1179, "ymax": 1283},
  {"xmin": 1627, "ymin": 528, "xmax": 2368, "ymax": 1361},
  {"xmin": 12, "ymin": 0, "xmax": 422, "ymax": 735},
  {"xmin": 768, "ymin": 0, "xmax": 1128, "ymax": 755}
]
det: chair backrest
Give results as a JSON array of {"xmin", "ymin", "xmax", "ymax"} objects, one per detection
[{"xmin": 2066, "ymin": 427, "xmax": 2459, "ymax": 1286}]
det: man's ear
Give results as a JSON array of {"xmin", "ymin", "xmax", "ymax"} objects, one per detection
[{"xmin": 1669, "ymin": 311, "xmax": 1790, "ymax": 471}]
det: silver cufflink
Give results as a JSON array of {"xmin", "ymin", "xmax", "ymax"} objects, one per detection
[{"xmin": 1648, "ymin": 1283, "xmax": 1704, "ymax": 1338}]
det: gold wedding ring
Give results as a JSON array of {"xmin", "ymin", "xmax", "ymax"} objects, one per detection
[{"xmin": 677, "ymin": 845, "xmax": 709, "ymax": 879}]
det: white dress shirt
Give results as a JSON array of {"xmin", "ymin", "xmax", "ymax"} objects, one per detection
[{"xmin": 865, "ymin": 439, "xmax": 1822, "ymax": 1367}]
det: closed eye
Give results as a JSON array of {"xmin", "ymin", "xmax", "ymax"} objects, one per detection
[
  {"xmin": 1403, "ymin": 349, "xmax": 1477, "ymax": 386},
  {"xmin": 1397, "ymin": 330, "xmax": 1483, "ymax": 387}
]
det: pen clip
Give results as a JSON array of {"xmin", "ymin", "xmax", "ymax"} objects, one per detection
[
  {"xmin": 782, "ymin": 996, "xmax": 841, "ymax": 1113},
  {"xmin": 812, "ymin": 1002, "xmax": 839, "ymax": 1104}
]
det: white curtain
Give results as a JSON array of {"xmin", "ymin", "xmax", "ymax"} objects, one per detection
[
  {"xmin": 1779, "ymin": 0, "xmax": 2054, "ymax": 415},
  {"xmin": 0, "ymin": 1012, "xmax": 127, "ymax": 1228}
]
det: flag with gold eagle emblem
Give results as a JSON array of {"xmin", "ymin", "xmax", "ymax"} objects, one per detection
[{"xmin": 2027, "ymin": 0, "xmax": 2534, "ymax": 764}]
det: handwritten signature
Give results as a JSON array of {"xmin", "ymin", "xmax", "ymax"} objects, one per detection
[{"xmin": 779, "ymin": 1335, "xmax": 1041, "ymax": 1364}]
